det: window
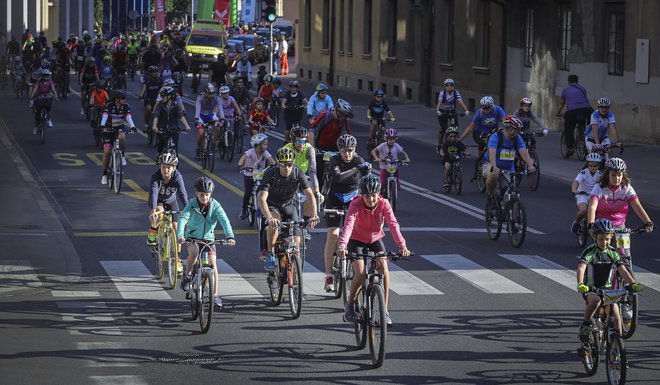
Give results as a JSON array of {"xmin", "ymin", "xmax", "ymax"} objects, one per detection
[
  {"xmin": 523, "ymin": 8, "xmax": 534, "ymax": 67},
  {"xmin": 387, "ymin": 0, "xmax": 398, "ymax": 57},
  {"xmin": 607, "ymin": 4, "xmax": 624, "ymax": 75},
  {"xmin": 322, "ymin": 0, "xmax": 330, "ymax": 50},
  {"xmin": 476, "ymin": 0, "xmax": 490, "ymax": 67},
  {"xmin": 363, "ymin": 0, "xmax": 372, "ymax": 55},
  {"xmin": 304, "ymin": 0, "xmax": 311, "ymax": 47},
  {"xmin": 406, "ymin": 0, "xmax": 415, "ymax": 60},
  {"xmin": 339, "ymin": 0, "xmax": 344, "ymax": 52},
  {"xmin": 558, "ymin": 4, "xmax": 572, "ymax": 71},
  {"xmin": 440, "ymin": 0, "xmax": 454, "ymax": 63},
  {"xmin": 347, "ymin": 0, "xmax": 353, "ymax": 52}
]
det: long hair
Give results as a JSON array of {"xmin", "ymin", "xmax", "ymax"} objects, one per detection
[{"xmin": 598, "ymin": 168, "xmax": 631, "ymax": 188}]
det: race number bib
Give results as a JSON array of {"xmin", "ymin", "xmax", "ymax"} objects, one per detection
[
  {"xmin": 499, "ymin": 149, "xmax": 515, "ymax": 161},
  {"xmin": 615, "ymin": 233, "xmax": 630, "ymax": 250}
]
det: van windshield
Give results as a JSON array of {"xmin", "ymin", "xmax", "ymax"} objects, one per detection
[{"xmin": 188, "ymin": 34, "xmax": 223, "ymax": 46}]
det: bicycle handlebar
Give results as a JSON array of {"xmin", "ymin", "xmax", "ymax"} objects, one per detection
[
  {"xmin": 347, "ymin": 250, "xmax": 414, "ymax": 261},
  {"xmin": 323, "ymin": 208, "xmax": 347, "ymax": 216},
  {"xmin": 182, "ymin": 238, "xmax": 232, "ymax": 246},
  {"xmin": 614, "ymin": 226, "xmax": 649, "ymax": 235}
]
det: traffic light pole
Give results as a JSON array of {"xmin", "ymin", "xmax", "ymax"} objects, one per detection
[{"xmin": 269, "ymin": 23, "xmax": 274, "ymax": 76}]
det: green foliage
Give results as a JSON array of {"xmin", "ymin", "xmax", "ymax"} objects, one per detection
[{"xmin": 167, "ymin": 0, "xmax": 192, "ymax": 20}]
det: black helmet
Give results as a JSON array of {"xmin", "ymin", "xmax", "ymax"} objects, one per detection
[
  {"xmin": 113, "ymin": 90, "xmax": 126, "ymax": 100},
  {"xmin": 359, "ymin": 174, "xmax": 381, "ymax": 195},
  {"xmin": 194, "ymin": 176, "xmax": 215, "ymax": 193},
  {"xmin": 290, "ymin": 125, "xmax": 308, "ymax": 139}
]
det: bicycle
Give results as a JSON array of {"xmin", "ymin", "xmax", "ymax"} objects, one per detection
[
  {"xmin": 127, "ymin": 56, "xmax": 137, "ymax": 81},
  {"xmin": 240, "ymin": 167, "xmax": 265, "ymax": 227},
  {"xmin": 484, "ymin": 169, "xmax": 528, "ymax": 247},
  {"xmin": 218, "ymin": 118, "xmax": 237, "ymax": 162},
  {"xmin": 472, "ymin": 133, "xmax": 489, "ymax": 193},
  {"xmin": 573, "ymin": 191, "xmax": 590, "ymax": 248},
  {"xmin": 198, "ymin": 122, "xmax": 216, "ymax": 172},
  {"xmin": 151, "ymin": 210, "xmax": 180, "ymax": 290},
  {"xmin": 578, "ymin": 287, "xmax": 638, "ymax": 384},
  {"xmin": 347, "ymin": 249, "xmax": 410, "ymax": 368},
  {"xmin": 181, "ymin": 238, "xmax": 231, "ymax": 334},
  {"xmin": 33, "ymin": 96, "xmax": 49, "ymax": 144},
  {"xmin": 382, "ymin": 159, "xmax": 409, "ymax": 213},
  {"xmin": 104, "ymin": 129, "xmax": 133, "ymax": 194},
  {"xmin": 444, "ymin": 154, "xmax": 470, "ymax": 195},
  {"xmin": 266, "ymin": 220, "xmax": 307, "ymax": 319},
  {"xmin": 324, "ymin": 208, "xmax": 355, "ymax": 304},
  {"xmin": 366, "ymin": 118, "xmax": 387, "ymax": 161},
  {"xmin": 318, "ymin": 149, "xmax": 339, "ymax": 211},
  {"xmin": 232, "ymin": 116, "xmax": 245, "ymax": 155},
  {"xmin": 560, "ymin": 113, "xmax": 588, "ymax": 161},
  {"xmin": 515, "ymin": 130, "xmax": 547, "ymax": 192},
  {"xmin": 141, "ymin": 98, "xmax": 157, "ymax": 146},
  {"xmin": 54, "ymin": 65, "xmax": 69, "ymax": 100},
  {"xmin": 267, "ymin": 99, "xmax": 280, "ymax": 127},
  {"xmin": 590, "ymin": 143, "xmax": 624, "ymax": 167},
  {"xmin": 91, "ymin": 104, "xmax": 104, "ymax": 148}
]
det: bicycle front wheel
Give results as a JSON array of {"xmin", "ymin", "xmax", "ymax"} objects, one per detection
[
  {"xmin": 207, "ymin": 141, "xmax": 215, "ymax": 173},
  {"xmin": 475, "ymin": 162, "xmax": 486, "ymax": 193},
  {"xmin": 368, "ymin": 284, "xmax": 387, "ymax": 368},
  {"xmin": 226, "ymin": 130, "xmax": 235, "ymax": 162},
  {"xmin": 113, "ymin": 151, "xmax": 123, "ymax": 194},
  {"xmin": 332, "ymin": 255, "xmax": 342, "ymax": 299},
  {"xmin": 580, "ymin": 319, "xmax": 600, "ymax": 376},
  {"xmin": 165, "ymin": 228, "xmax": 178, "ymax": 290},
  {"xmin": 343, "ymin": 262, "xmax": 355, "ymax": 307},
  {"xmin": 485, "ymin": 196, "xmax": 502, "ymax": 240},
  {"xmin": 453, "ymin": 168, "xmax": 463, "ymax": 195},
  {"xmin": 217, "ymin": 137, "xmax": 226, "ymax": 159},
  {"xmin": 199, "ymin": 269, "xmax": 214, "ymax": 333},
  {"xmin": 620, "ymin": 288, "xmax": 638, "ymax": 339},
  {"xmin": 40, "ymin": 114, "xmax": 47, "ymax": 144},
  {"xmin": 508, "ymin": 198, "xmax": 527, "ymax": 247},
  {"xmin": 606, "ymin": 333, "xmax": 626, "ymax": 385},
  {"xmin": 354, "ymin": 287, "xmax": 367, "ymax": 349},
  {"xmin": 155, "ymin": 229, "xmax": 165, "ymax": 280},
  {"xmin": 288, "ymin": 254, "xmax": 303, "ymax": 319},
  {"xmin": 268, "ymin": 260, "xmax": 284, "ymax": 306},
  {"xmin": 388, "ymin": 179, "xmax": 397, "ymax": 213},
  {"xmin": 527, "ymin": 150, "xmax": 541, "ymax": 191}
]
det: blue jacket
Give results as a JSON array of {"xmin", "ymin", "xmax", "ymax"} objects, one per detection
[
  {"xmin": 177, "ymin": 198, "xmax": 234, "ymax": 241},
  {"xmin": 306, "ymin": 91, "xmax": 334, "ymax": 119}
]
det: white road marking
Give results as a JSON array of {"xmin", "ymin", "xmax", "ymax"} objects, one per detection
[
  {"xmin": 499, "ymin": 254, "xmax": 576, "ymax": 290},
  {"xmin": 217, "ymin": 258, "xmax": 262, "ymax": 298},
  {"xmin": 422, "ymin": 254, "xmax": 533, "ymax": 294},
  {"xmin": 51, "ymin": 290, "xmax": 101, "ymax": 297},
  {"xmin": 100, "ymin": 261, "xmax": 171, "ymax": 300},
  {"xmin": 389, "ymin": 262, "xmax": 444, "ymax": 295},
  {"xmin": 0, "ymin": 260, "xmax": 43, "ymax": 293},
  {"xmin": 302, "ymin": 261, "xmax": 332, "ymax": 296},
  {"xmin": 75, "ymin": 342, "xmax": 140, "ymax": 367},
  {"xmin": 633, "ymin": 266, "xmax": 660, "ymax": 293},
  {"xmin": 89, "ymin": 375, "xmax": 148, "ymax": 385}
]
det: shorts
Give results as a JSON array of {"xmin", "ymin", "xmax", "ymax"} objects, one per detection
[
  {"xmin": 575, "ymin": 194, "xmax": 589, "ymax": 206},
  {"xmin": 482, "ymin": 163, "xmax": 494, "ymax": 178},
  {"xmin": 156, "ymin": 201, "xmax": 180, "ymax": 221},
  {"xmin": 267, "ymin": 202, "xmax": 302, "ymax": 236},
  {"xmin": 199, "ymin": 113, "xmax": 219, "ymax": 125},
  {"xmin": 324, "ymin": 193, "xmax": 353, "ymax": 228},
  {"xmin": 186, "ymin": 242, "xmax": 216, "ymax": 264},
  {"xmin": 101, "ymin": 127, "xmax": 126, "ymax": 146},
  {"xmin": 346, "ymin": 238, "xmax": 386, "ymax": 256},
  {"xmin": 585, "ymin": 137, "xmax": 611, "ymax": 152},
  {"xmin": 143, "ymin": 98, "xmax": 156, "ymax": 108}
]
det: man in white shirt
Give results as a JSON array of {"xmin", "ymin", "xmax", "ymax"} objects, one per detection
[{"xmin": 278, "ymin": 34, "xmax": 289, "ymax": 75}]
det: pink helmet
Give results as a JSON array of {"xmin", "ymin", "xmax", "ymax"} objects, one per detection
[{"xmin": 385, "ymin": 128, "xmax": 399, "ymax": 138}]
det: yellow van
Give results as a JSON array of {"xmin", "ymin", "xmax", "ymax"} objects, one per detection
[{"xmin": 185, "ymin": 19, "xmax": 226, "ymax": 68}]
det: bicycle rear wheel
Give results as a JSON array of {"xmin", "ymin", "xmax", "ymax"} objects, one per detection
[
  {"xmin": 606, "ymin": 333, "xmax": 626, "ymax": 384},
  {"xmin": 226, "ymin": 130, "xmax": 235, "ymax": 162},
  {"xmin": 113, "ymin": 151, "xmax": 123, "ymax": 194},
  {"xmin": 579, "ymin": 319, "xmax": 599, "ymax": 376},
  {"xmin": 560, "ymin": 130, "xmax": 570, "ymax": 158},
  {"xmin": 508, "ymin": 198, "xmax": 527, "ymax": 247},
  {"xmin": 268, "ymin": 260, "xmax": 284, "ymax": 306},
  {"xmin": 368, "ymin": 284, "xmax": 387, "ymax": 368},
  {"xmin": 199, "ymin": 269, "xmax": 214, "ymax": 333},
  {"xmin": 485, "ymin": 195, "xmax": 502, "ymax": 240},
  {"xmin": 475, "ymin": 162, "xmax": 486, "ymax": 193},
  {"xmin": 577, "ymin": 220, "xmax": 588, "ymax": 248},
  {"xmin": 165, "ymin": 228, "xmax": 178, "ymax": 290},
  {"xmin": 288, "ymin": 254, "xmax": 303, "ymax": 319},
  {"xmin": 527, "ymin": 151, "xmax": 541, "ymax": 191},
  {"xmin": 453, "ymin": 168, "xmax": 463, "ymax": 195},
  {"xmin": 354, "ymin": 288, "xmax": 367, "ymax": 349}
]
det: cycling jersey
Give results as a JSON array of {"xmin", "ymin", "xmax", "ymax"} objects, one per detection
[
  {"xmin": 472, "ymin": 105, "xmax": 506, "ymax": 136},
  {"xmin": 437, "ymin": 89, "xmax": 462, "ymax": 112},
  {"xmin": 586, "ymin": 110, "xmax": 615, "ymax": 141},
  {"xmin": 148, "ymin": 169, "xmax": 188, "ymax": 210},
  {"xmin": 127, "ymin": 43, "xmax": 140, "ymax": 55},
  {"xmin": 258, "ymin": 83, "xmax": 276, "ymax": 102},
  {"xmin": 282, "ymin": 142, "xmax": 312, "ymax": 174},
  {"xmin": 590, "ymin": 183, "xmax": 637, "ymax": 227},
  {"xmin": 337, "ymin": 196, "xmax": 406, "ymax": 250},
  {"xmin": 194, "ymin": 94, "xmax": 223, "ymax": 120},
  {"xmin": 242, "ymin": 149, "xmax": 272, "ymax": 177},
  {"xmin": 80, "ymin": 65, "xmax": 98, "ymax": 84},
  {"xmin": 236, "ymin": 60, "xmax": 252, "ymax": 81},
  {"xmin": 99, "ymin": 65, "xmax": 113, "ymax": 80},
  {"xmin": 575, "ymin": 169, "xmax": 601, "ymax": 194},
  {"xmin": 312, "ymin": 111, "xmax": 351, "ymax": 150},
  {"xmin": 482, "ymin": 133, "xmax": 526, "ymax": 171},
  {"xmin": 220, "ymin": 95, "xmax": 237, "ymax": 118},
  {"xmin": 579, "ymin": 243, "xmax": 623, "ymax": 288},
  {"xmin": 34, "ymin": 79, "xmax": 54, "ymax": 96},
  {"xmin": 177, "ymin": 198, "xmax": 234, "ymax": 241},
  {"xmin": 258, "ymin": 165, "xmax": 310, "ymax": 207},
  {"xmin": 307, "ymin": 91, "xmax": 334, "ymax": 119},
  {"xmin": 367, "ymin": 100, "xmax": 391, "ymax": 120},
  {"xmin": 155, "ymin": 100, "xmax": 185, "ymax": 130},
  {"xmin": 374, "ymin": 142, "xmax": 404, "ymax": 169},
  {"xmin": 249, "ymin": 109, "xmax": 270, "ymax": 127},
  {"xmin": 328, "ymin": 155, "xmax": 368, "ymax": 196},
  {"xmin": 90, "ymin": 89, "xmax": 109, "ymax": 107},
  {"xmin": 283, "ymin": 91, "xmax": 306, "ymax": 112},
  {"xmin": 514, "ymin": 109, "xmax": 545, "ymax": 132},
  {"xmin": 101, "ymin": 102, "xmax": 135, "ymax": 129},
  {"xmin": 142, "ymin": 77, "xmax": 161, "ymax": 100}
]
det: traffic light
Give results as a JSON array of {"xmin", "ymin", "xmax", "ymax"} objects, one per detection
[{"xmin": 261, "ymin": 0, "xmax": 277, "ymax": 23}]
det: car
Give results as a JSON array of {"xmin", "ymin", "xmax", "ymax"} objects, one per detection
[{"xmin": 230, "ymin": 35, "xmax": 268, "ymax": 64}]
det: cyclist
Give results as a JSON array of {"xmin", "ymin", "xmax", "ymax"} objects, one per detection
[
  {"xmin": 587, "ymin": 158, "xmax": 654, "ymax": 257},
  {"xmin": 585, "ymin": 97, "xmax": 621, "ymax": 153},
  {"xmin": 230, "ymin": 76, "xmax": 250, "ymax": 112},
  {"xmin": 99, "ymin": 90, "xmax": 137, "ymax": 184},
  {"xmin": 458, "ymin": 95, "xmax": 505, "ymax": 151},
  {"xmin": 193, "ymin": 83, "xmax": 224, "ymax": 160},
  {"xmin": 127, "ymin": 38, "xmax": 140, "ymax": 73},
  {"xmin": 571, "ymin": 153, "xmax": 602, "ymax": 235},
  {"xmin": 139, "ymin": 65, "xmax": 162, "ymax": 132},
  {"xmin": 247, "ymin": 97, "xmax": 275, "ymax": 136},
  {"xmin": 89, "ymin": 80, "xmax": 110, "ymax": 128},
  {"xmin": 235, "ymin": 52, "xmax": 252, "ymax": 89},
  {"xmin": 237, "ymin": 133, "xmax": 276, "ymax": 220},
  {"xmin": 481, "ymin": 115, "xmax": 536, "ymax": 196},
  {"xmin": 29, "ymin": 69, "xmax": 57, "ymax": 134},
  {"xmin": 371, "ymin": 128, "xmax": 411, "ymax": 197},
  {"xmin": 439, "ymin": 127, "xmax": 470, "ymax": 189},
  {"xmin": 208, "ymin": 53, "xmax": 229, "ymax": 87},
  {"xmin": 111, "ymin": 44, "xmax": 128, "ymax": 85},
  {"xmin": 219, "ymin": 85, "xmax": 242, "ymax": 136},
  {"xmin": 79, "ymin": 57, "xmax": 99, "ymax": 116},
  {"xmin": 435, "ymin": 78, "xmax": 469, "ymax": 151},
  {"xmin": 258, "ymin": 74, "xmax": 279, "ymax": 113},
  {"xmin": 556, "ymin": 74, "xmax": 592, "ymax": 157},
  {"xmin": 514, "ymin": 97, "xmax": 549, "ymax": 150},
  {"xmin": 178, "ymin": 177, "xmax": 236, "ymax": 309},
  {"xmin": 281, "ymin": 80, "xmax": 308, "ymax": 139},
  {"xmin": 311, "ymin": 99, "xmax": 353, "ymax": 184},
  {"xmin": 307, "ymin": 83, "xmax": 333, "ymax": 125},
  {"xmin": 99, "ymin": 55, "xmax": 114, "ymax": 89},
  {"xmin": 337, "ymin": 174, "xmax": 411, "ymax": 326},
  {"xmin": 577, "ymin": 218, "xmax": 643, "ymax": 343},
  {"xmin": 152, "ymin": 86, "xmax": 192, "ymax": 154},
  {"xmin": 258, "ymin": 148, "xmax": 320, "ymax": 271},
  {"xmin": 322, "ymin": 134, "xmax": 371, "ymax": 291},
  {"xmin": 147, "ymin": 150, "xmax": 189, "ymax": 246},
  {"xmin": 73, "ymin": 38, "xmax": 88, "ymax": 73},
  {"xmin": 367, "ymin": 89, "xmax": 396, "ymax": 146}
]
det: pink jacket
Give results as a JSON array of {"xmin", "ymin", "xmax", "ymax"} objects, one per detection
[{"xmin": 337, "ymin": 196, "xmax": 406, "ymax": 250}]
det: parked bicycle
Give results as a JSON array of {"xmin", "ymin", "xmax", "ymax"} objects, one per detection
[{"xmin": 485, "ymin": 170, "xmax": 528, "ymax": 247}]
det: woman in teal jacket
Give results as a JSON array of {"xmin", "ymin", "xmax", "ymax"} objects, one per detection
[{"xmin": 178, "ymin": 176, "xmax": 235, "ymax": 308}]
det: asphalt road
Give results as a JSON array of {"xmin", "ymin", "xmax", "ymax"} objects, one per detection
[{"xmin": 0, "ymin": 72, "xmax": 659, "ymax": 385}]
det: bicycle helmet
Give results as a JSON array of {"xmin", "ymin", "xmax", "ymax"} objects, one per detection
[
  {"xmin": 264, "ymin": 74, "xmax": 273, "ymax": 82},
  {"xmin": 337, "ymin": 134, "xmax": 357, "ymax": 148},
  {"xmin": 194, "ymin": 176, "xmax": 215, "ymax": 193},
  {"xmin": 204, "ymin": 83, "xmax": 215, "ymax": 93},
  {"xmin": 359, "ymin": 174, "xmax": 381, "ymax": 195},
  {"xmin": 95, "ymin": 80, "xmax": 105, "ymax": 88},
  {"xmin": 444, "ymin": 78, "xmax": 455, "ymax": 86},
  {"xmin": 384, "ymin": 128, "xmax": 399, "ymax": 138},
  {"xmin": 162, "ymin": 79, "xmax": 175, "ymax": 87},
  {"xmin": 503, "ymin": 115, "xmax": 524, "ymax": 130},
  {"xmin": 276, "ymin": 147, "xmax": 295, "ymax": 163},
  {"xmin": 445, "ymin": 126, "xmax": 459, "ymax": 135},
  {"xmin": 316, "ymin": 83, "xmax": 328, "ymax": 92},
  {"xmin": 250, "ymin": 133, "xmax": 268, "ymax": 147},
  {"xmin": 85, "ymin": 57, "xmax": 95, "ymax": 65},
  {"xmin": 219, "ymin": 85, "xmax": 230, "ymax": 94},
  {"xmin": 585, "ymin": 153, "xmax": 602, "ymax": 163},
  {"xmin": 605, "ymin": 157, "xmax": 626, "ymax": 173},
  {"xmin": 148, "ymin": 65, "xmax": 159, "ymax": 73},
  {"xmin": 113, "ymin": 90, "xmax": 127, "ymax": 99},
  {"xmin": 40, "ymin": 69, "xmax": 51, "ymax": 77},
  {"xmin": 520, "ymin": 97, "xmax": 532, "ymax": 106},
  {"xmin": 373, "ymin": 89, "xmax": 385, "ymax": 96},
  {"xmin": 289, "ymin": 80, "xmax": 300, "ymax": 87},
  {"xmin": 159, "ymin": 86, "xmax": 175, "ymax": 97},
  {"xmin": 273, "ymin": 77, "xmax": 282, "ymax": 86},
  {"xmin": 335, "ymin": 99, "xmax": 353, "ymax": 118},
  {"xmin": 592, "ymin": 218, "xmax": 615, "ymax": 235},
  {"xmin": 290, "ymin": 125, "xmax": 309, "ymax": 139},
  {"xmin": 103, "ymin": 55, "xmax": 111, "ymax": 62},
  {"xmin": 480, "ymin": 95, "xmax": 494, "ymax": 108},
  {"xmin": 597, "ymin": 97, "xmax": 611, "ymax": 108},
  {"xmin": 157, "ymin": 150, "xmax": 179, "ymax": 166}
]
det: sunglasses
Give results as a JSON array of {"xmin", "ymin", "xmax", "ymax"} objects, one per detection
[
  {"xmin": 340, "ymin": 148, "xmax": 355, "ymax": 154},
  {"xmin": 444, "ymin": 84, "xmax": 454, "ymax": 87},
  {"xmin": 294, "ymin": 139, "xmax": 306, "ymax": 144},
  {"xmin": 375, "ymin": 96, "xmax": 383, "ymax": 99},
  {"xmin": 279, "ymin": 162, "xmax": 293, "ymax": 168}
]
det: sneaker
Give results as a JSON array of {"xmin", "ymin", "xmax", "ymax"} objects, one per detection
[
  {"xmin": 304, "ymin": 229, "xmax": 312, "ymax": 241},
  {"xmin": 324, "ymin": 276, "xmax": 334, "ymax": 292},
  {"xmin": 571, "ymin": 221, "xmax": 579, "ymax": 235},
  {"xmin": 101, "ymin": 175, "xmax": 108, "ymax": 185},
  {"xmin": 121, "ymin": 156, "xmax": 127, "ymax": 166},
  {"xmin": 579, "ymin": 323, "xmax": 591, "ymax": 343},
  {"xmin": 343, "ymin": 303, "xmax": 356, "ymax": 323},
  {"xmin": 264, "ymin": 251, "xmax": 277, "ymax": 271},
  {"xmin": 214, "ymin": 296, "xmax": 223, "ymax": 308},
  {"xmin": 80, "ymin": 108, "xmax": 85, "ymax": 116},
  {"xmin": 385, "ymin": 312, "xmax": 393, "ymax": 327},
  {"xmin": 240, "ymin": 208, "xmax": 248, "ymax": 220},
  {"xmin": 47, "ymin": 120, "xmax": 53, "ymax": 128},
  {"xmin": 146, "ymin": 229, "xmax": 158, "ymax": 246},
  {"xmin": 32, "ymin": 127, "xmax": 37, "ymax": 135},
  {"xmin": 181, "ymin": 274, "xmax": 191, "ymax": 291}
]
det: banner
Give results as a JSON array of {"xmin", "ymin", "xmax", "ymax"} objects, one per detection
[
  {"xmin": 230, "ymin": 0, "xmax": 238, "ymax": 26},
  {"xmin": 214, "ymin": 0, "xmax": 231, "ymax": 26},
  {"xmin": 242, "ymin": 0, "xmax": 256, "ymax": 23},
  {"xmin": 197, "ymin": 0, "xmax": 214, "ymax": 19},
  {"xmin": 154, "ymin": 0, "xmax": 166, "ymax": 30}
]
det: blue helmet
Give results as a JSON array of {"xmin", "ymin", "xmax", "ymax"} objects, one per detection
[
  {"xmin": 374, "ymin": 89, "xmax": 384, "ymax": 96},
  {"xmin": 592, "ymin": 218, "xmax": 615, "ymax": 235}
]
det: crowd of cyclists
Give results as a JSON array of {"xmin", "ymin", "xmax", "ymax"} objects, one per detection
[{"xmin": 4, "ymin": 28, "xmax": 655, "ymax": 340}]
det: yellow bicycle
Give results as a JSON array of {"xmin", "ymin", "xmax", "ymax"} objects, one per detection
[{"xmin": 152, "ymin": 210, "xmax": 180, "ymax": 289}]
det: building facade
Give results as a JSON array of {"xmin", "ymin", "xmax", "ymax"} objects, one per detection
[{"xmin": 296, "ymin": 0, "xmax": 660, "ymax": 143}]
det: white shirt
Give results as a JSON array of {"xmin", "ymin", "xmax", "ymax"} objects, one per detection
[{"xmin": 574, "ymin": 168, "xmax": 601, "ymax": 194}]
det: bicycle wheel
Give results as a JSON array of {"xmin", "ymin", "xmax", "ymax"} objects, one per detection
[
  {"xmin": 247, "ymin": 199, "xmax": 256, "ymax": 227},
  {"xmin": 200, "ymin": 140, "xmax": 208, "ymax": 169},
  {"xmin": 165, "ymin": 228, "xmax": 178, "ymax": 290},
  {"xmin": 332, "ymin": 255, "xmax": 342, "ymax": 299},
  {"xmin": 354, "ymin": 288, "xmax": 367, "ymax": 349},
  {"xmin": 475, "ymin": 162, "xmax": 486, "ymax": 193},
  {"xmin": 368, "ymin": 284, "xmax": 387, "ymax": 368},
  {"xmin": 147, "ymin": 128, "xmax": 154, "ymax": 146},
  {"xmin": 207, "ymin": 141, "xmax": 215, "ymax": 173},
  {"xmin": 199, "ymin": 269, "xmax": 214, "ymax": 333},
  {"xmin": 387, "ymin": 179, "xmax": 397, "ymax": 213},
  {"xmin": 620, "ymin": 286, "xmax": 638, "ymax": 339},
  {"xmin": 288, "ymin": 254, "xmax": 303, "ymax": 319},
  {"xmin": 155, "ymin": 228, "xmax": 166, "ymax": 280},
  {"xmin": 575, "ymin": 129, "xmax": 587, "ymax": 161},
  {"xmin": 606, "ymin": 333, "xmax": 626, "ymax": 385},
  {"xmin": 577, "ymin": 220, "xmax": 588, "ymax": 248},
  {"xmin": 218, "ymin": 136, "xmax": 226, "ymax": 160},
  {"xmin": 234, "ymin": 123, "xmax": 244, "ymax": 153},
  {"xmin": 113, "ymin": 151, "xmax": 123, "ymax": 194},
  {"xmin": 268, "ymin": 260, "xmax": 284, "ymax": 306},
  {"xmin": 443, "ymin": 169, "xmax": 452, "ymax": 193},
  {"xmin": 508, "ymin": 197, "xmax": 527, "ymax": 247},
  {"xmin": 560, "ymin": 130, "xmax": 570, "ymax": 159},
  {"xmin": 527, "ymin": 150, "xmax": 541, "ymax": 192},
  {"xmin": 485, "ymin": 196, "xmax": 502, "ymax": 240},
  {"xmin": 343, "ymin": 262, "xmax": 354, "ymax": 307},
  {"xmin": 579, "ymin": 319, "xmax": 600, "ymax": 376},
  {"xmin": 190, "ymin": 279, "xmax": 199, "ymax": 321},
  {"xmin": 226, "ymin": 129, "xmax": 235, "ymax": 162},
  {"xmin": 453, "ymin": 168, "xmax": 463, "ymax": 195},
  {"xmin": 40, "ymin": 113, "xmax": 47, "ymax": 144}
]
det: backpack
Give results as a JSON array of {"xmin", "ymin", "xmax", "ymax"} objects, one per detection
[{"xmin": 487, "ymin": 128, "xmax": 520, "ymax": 153}]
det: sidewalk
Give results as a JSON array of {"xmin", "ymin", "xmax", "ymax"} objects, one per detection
[{"xmin": 0, "ymin": 117, "xmax": 82, "ymax": 297}]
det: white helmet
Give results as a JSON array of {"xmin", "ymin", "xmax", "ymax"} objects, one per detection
[
  {"xmin": 219, "ymin": 85, "xmax": 230, "ymax": 94},
  {"xmin": 480, "ymin": 96, "xmax": 494, "ymax": 108},
  {"xmin": 157, "ymin": 150, "xmax": 178, "ymax": 166},
  {"xmin": 251, "ymin": 133, "xmax": 268, "ymax": 147},
  {"xmin": 585, "ymin": 153, "xmax": 602, "ymax": 163}
]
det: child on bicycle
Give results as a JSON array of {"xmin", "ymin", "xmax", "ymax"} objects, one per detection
[
  {"xmin": 367, "ymin": 89, "xmax": 395, "ymax": 145},
  {"xmin": 248, "ymin": 97, "xmax": 275, "ymax": 135},
  {"xmin": 237, "ymin": 133, "xmax": 276, "ymax": 220},
  {"xmin": 336, "ymin": 174, "xmax": 411, "ymax": 327},
  {"xmin": 571, "ymin": 153, "xmax": 602, "ymax": 235},
  {"xmin": 439, "ymin": 126, "xmax": 470, "ymax": 189},
  {"xmin": 178, "ymin": 177, "xmax": 236, "ymax": 308},
  {"xmin": 576, "ymin": 218, "xmax": 642, "ymax": 343},
  {"xmin": 370, "ymin": 128, "xmax": 410, "ymax": 197},
  {"xmin": 89, "ymin": 80, "xmax": 109, "ymax": 128},
  {"xmin": 585, "ymin": 97, "xmax": 621, "ymax": 153}
]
